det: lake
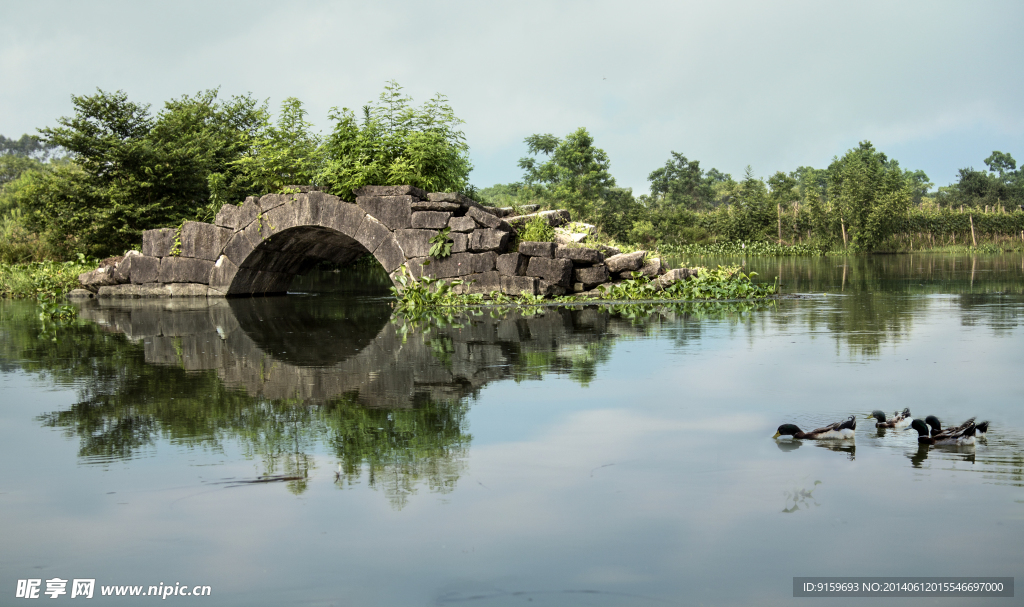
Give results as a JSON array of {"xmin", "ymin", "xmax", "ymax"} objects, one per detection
[{"xmin": 1, "ymin": 253, "xmax": 1022, "ymax": 606}]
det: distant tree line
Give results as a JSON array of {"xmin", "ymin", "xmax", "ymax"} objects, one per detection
[
  {"xmin": 480, "ymin": 129, "xmax": 1024, "ymax": 252},
  {"xmin": 1, "ymin": 83, "xmax": 1022, "ymax": 261}
]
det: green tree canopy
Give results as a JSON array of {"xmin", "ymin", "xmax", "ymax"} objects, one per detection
[
  {"xmin": 16, "ymin": 88, "xmax": 263, "ymax": 257},
  {"xmin": 825, "ymin": 141, "xmax": 912, "ymax": 250},
  {"xmin": 647, "ymin": 151, "xmax": 722, "ymax": 211},
  {"xmin": 517, "ymin": 127, "xmax": 616, "ymax": 220},
  {"xmin": 317, "ymin": 81, "xmax": 472, "ymax": 200}
]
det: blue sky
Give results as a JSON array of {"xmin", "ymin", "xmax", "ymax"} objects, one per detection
[{"xmin": 2, "ymin": 0, "xmax": 1022, "ymax": 194}]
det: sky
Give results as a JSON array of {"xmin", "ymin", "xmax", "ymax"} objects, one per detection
[{"xmin": 2, "ymin": 0, "xmax": 1022, "ymax": 194}]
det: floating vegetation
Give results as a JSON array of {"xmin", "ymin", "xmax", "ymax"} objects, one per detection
[{"xmin": 390, "ymin": 264, "xmax": 777, "ymax": 313}]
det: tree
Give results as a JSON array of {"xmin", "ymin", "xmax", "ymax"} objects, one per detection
[
  {"xmin": 210, "ymin": 97, "xmax": 322, "ymax": 203},
  {"xmin": 647, "ymin": 151, "xmax": 719, "ymax": 211},
  {"xmin": 317, "ymin": 81, "xmax": 472, "ymax": 200},
  {"xmin": 767, "ymin": 171, "xmax": 798, "ymax": 208},
  {"xmin": 903, "ymin": 169, "xmax": 932, "ymax": 204},
  {"xmin": 19, "ymin": 88, "xmax": 263, "ymax": 257},
  {"xmin": 517, "ymin": 127, "xmax": 616, "ymax": 220},
  {"xmin": 984, "ymin": 151, "xmax": 1016, "ymax": 177},
  {"xmin": 825, "ymin": 141, "xmax": 911, "ymax": 250}
]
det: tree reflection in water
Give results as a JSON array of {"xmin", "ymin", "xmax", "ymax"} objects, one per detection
[{"xmin": 11, "ymin": 297, "xmax": 767, "ymax": 506}]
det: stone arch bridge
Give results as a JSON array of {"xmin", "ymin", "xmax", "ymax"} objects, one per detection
[{"xmin": 80, "ymin": 185, "xmax": 672, "ymax": 298}]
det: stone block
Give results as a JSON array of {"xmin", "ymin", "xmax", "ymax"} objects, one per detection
[
  {"xmin": 451, "ymin": 232, "xmax": 468, "ymax": 253},
  {"xmin": 496, "ymin": 252, "xmax": 528, "ymax": 276},
  {"xmin": 295, "ymin": 191, "xmax": 325, "ymax": 225},
  {"xmin": 181, "ymin": 221, "xmax": 231, "ymax": 261},
  {"xmin": 237, "ymin": 196, "xmax": 261, "ymax": 230},
  {"xmin": 498, "ymin": 204, "xmax": 539, "ymax": 216},
  {"xmin": 137, "ymin": 283, "xmax": 173, "ymax": 297},
  {"xmin": 657, "ymin": 268, "xmax": 698, "ymax": 288},
  {"xmin": 459, "ymin": 271, "xmax": 501, "ymax": 295},
  {"xmin": 395, "ymin": 229, "xmax": 437, "ymax": 259},
  {"xmin": 518, "ymin": 241, "xmax": 555, "ymax": 257},
  {"xmin": 574, "ymin": 263, "xmax": 609, "ymax": 286},
  {"xmin": 356, "ymin": 195, "xmax": 413, "ymax": 230},
  {"xmin": 640, "ymin": 256, "xmax": 662, "ymax": 277},
  {"xmin": 526, "ymin": 256, "xmax": 573, "ymax": 287},
  {"xmin": 500, "ymin": 275, "xmax": 538, "ymax": 296},
  {"xmin": 318, "ymin": 200, "xmax": 366, "ymax": 238},
  {"xmin": 67, "ymin": 288, "xmax": 95, "ymax": 299},
  {"xmin": 130, "ymin": 255, "xmax": 161, "ymax": 284},
  {"xmin": 222, "ymin": 232, "xmax": 256, "ymax": 268},
  {"xmin": 507, "ymin": 210, "xmax": 571, "ymax": 230},
  {"xmin": 596, "ymin": 244, "xmax": 621, "ymax": 257},
  {"xmin": 112, "ymin": 251, "xmax": 142, "ymax": 283},
  {"xmin": 159, "ymin": 257, "xmax": 215, "ymax": 284},
  {"xmin": 373, "ymin": 236, "xmax": 406, "ymax": 274},
  {"xmin": 412, "ymin": 201, "xmax": 460, "ymax": 212},
  {"xmin": 538, "ymin": 280, "xmax": 567, "ymax": 297},
  {"xmin": 354, "ymin": 216, "xmax": 391, "ymax": 253},
  {"xmin": 167, "ymin": 283, "xmax": 209, "ymax": 297},
  {"xmin": 606, "ymin": 250, "xmax": 647, "ymax": 273},
  {"xmin": 215, "ymin": 204, "xmax": 241, "ymax": 230},
  {"xmin": 470, "ymin": 251, "xmax": 498, "ymax": 273},
  {"xmin": 208, "ymin": 255, "xmax": 239, "ymax": 292},
  {"xmin": 448, "ymin": 216, "xmax": 476, "ymax": 232},
  {"xmin": 78, "ymin": 267, "xmax": 118, "ymax": 292},
  {"xmin": 354, "ymin": 185, "xmax": 427, "ymax": 199},
  {"xmin": 467, "ymin": 206, "xmax": 504, "ymax": 229},
  {"xmin": 411, "ymin": 211, "xmax": 452, "ymax": 229},
  {"xmin": 97, "ymin": 284, "xmax": 137, "ymax": 298},
  {"xmin": 417, "ymin": 252, "xmax": 473, "ymax": 279},
  {"xmin": 142, "ymin": 228, "xmax": 175, "ymax": 258},
  {"xmin": 555, "ymin": 245, "xmax": 604, "ymax": 264},
  {"xmin": 263, "ymin": 201, "xmax": 298, "ymax": 236},
  {"xmin": 573, "ymin": 282, "xmax": 586, "ymax": 292},
  {"xmin": 469, "ymin": 229, "xmax": 509, "ymax": 252},
  {"xmin": 259, "ymin": 193, "xmax": 285, "ymax": 213},
  {"xmin": 427, "ymin": 192, "xmax": 475, "ymax": 205}
]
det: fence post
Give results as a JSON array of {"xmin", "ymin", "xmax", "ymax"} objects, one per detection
[{"xmin": 969, "ymin": 215, "xmax": 977, "ymax": 247}]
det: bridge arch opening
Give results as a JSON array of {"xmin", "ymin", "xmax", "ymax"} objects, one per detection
[{"xmin": 212, "ymin": 194, "xmax": 408, "ymax": 297}]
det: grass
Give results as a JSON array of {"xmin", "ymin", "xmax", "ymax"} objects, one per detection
[{"xmin": 0, "ymin": 258, "xmax": 98, "ymax": 299}]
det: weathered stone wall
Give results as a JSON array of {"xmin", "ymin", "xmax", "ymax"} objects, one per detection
[{"xmin": 76, "ymin": 184, "xmax": 681, "ymax": 299}]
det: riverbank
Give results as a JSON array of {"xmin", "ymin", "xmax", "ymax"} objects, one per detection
[
  {"xmin": 661, "ymin": 239, "xmax": 1024, "ymax": 257},
  {"xmin": 0, "ymin": 259, "xmax": 98, "ymax": 299}
]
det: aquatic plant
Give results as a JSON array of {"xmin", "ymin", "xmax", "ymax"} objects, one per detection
[{"xmin": 0, "ymin": 255, "xmax": 97, "ymax": 299}]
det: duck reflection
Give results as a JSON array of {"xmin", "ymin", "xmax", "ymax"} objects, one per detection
[
  {"xmin": 908, "ymin": 443, "xmax": 976, "ymax": 468},
  {"xmin": 816, "ymin": 441, "xmax": 856, "ymax": 460},
  {"xmin": 774, "ymin": 438, "xmax": 854, "ymax": 460}
]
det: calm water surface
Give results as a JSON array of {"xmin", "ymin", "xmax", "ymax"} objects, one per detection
[{"xmin": 1, "ymin": 254, "xmax": 1022, "ymax": 606}]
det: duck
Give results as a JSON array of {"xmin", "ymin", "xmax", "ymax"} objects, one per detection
[
  {"xmin": 774, "ymin": 416, "xmax": 856, "ymax": 440},
  {"xmin": 925, "ymin": 415, "xmax": 988, "ymax": 439},
  {"xmin": 871, "ymin": 408, "xmax": 912, "ymax": 429},
  {"xmin": 912, "ymin": 418, "xmax": 976, "ymax": 445}
]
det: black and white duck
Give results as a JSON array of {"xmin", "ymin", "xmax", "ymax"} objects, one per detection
[
  {"xmin": 774, "ymin": 416, "xmax": 856, "ymax": 440},
  {"xmin": 912, "ymin": 418, "xmax": 976, "ymax": 445},
  {"xmin": 870, "ymin": 408, "xmax": 912, "ymax": 429},
  {"xmin": 924, "ymin": 415, "xmax": 988, "ymax": 439}
]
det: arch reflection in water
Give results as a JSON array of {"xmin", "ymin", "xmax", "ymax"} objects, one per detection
[{"xmin": 44, "ymin": 297, "xmax": 647, "ymax": 506}]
